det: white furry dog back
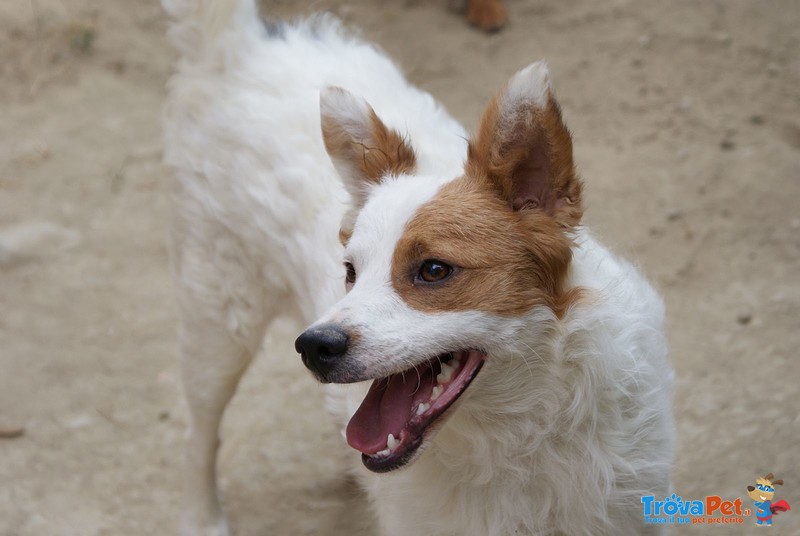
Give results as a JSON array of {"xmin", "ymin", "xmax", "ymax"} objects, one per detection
[{"xmin": 162, "ymin": 1, "xmax": 674, "ymax": 535}]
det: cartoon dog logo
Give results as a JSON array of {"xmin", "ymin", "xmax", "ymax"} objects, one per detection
[{"xmin": 747, "ymin": 473, "xmax": 791, "ymax": 526}]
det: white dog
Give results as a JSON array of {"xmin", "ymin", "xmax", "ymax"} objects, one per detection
[{"xmin": 162, "ymin": 1, "xmax": 675, "ymax": 534}]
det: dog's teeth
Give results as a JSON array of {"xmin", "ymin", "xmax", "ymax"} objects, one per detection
[
  {"xmin": 438, "ymin": 362, "xmax": 456, "ymax": 383},
  {"xmin": 438, "ymin": 364, "xmax": 450, "ymax": 383},
  {"xmin": 416, "ymin": 403, "xmax": 429, "ymax": 416},
  {"xmin": 375, "ymin": 448, "xmax": 391, "ymax": 457},
  {"xmin": 387, "ymin": 433, "xmax": 399, "ymax": 451},
  {"xmin": 431, "ymin": 385, "xmax": 443, "ymax": 400}
]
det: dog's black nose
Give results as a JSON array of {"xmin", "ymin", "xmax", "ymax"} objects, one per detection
[{"xmin": 295, "ymin": 325, "xmax": 349, "ymax": 381}]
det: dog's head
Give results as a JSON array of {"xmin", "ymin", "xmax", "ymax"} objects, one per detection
[
  {"xmin": 747, "ymin": 473, "xmax": 783, "ymax": 502},
  {"xmin": 296, "ymin": 62, "xmax": 583, "ymax": 472}
]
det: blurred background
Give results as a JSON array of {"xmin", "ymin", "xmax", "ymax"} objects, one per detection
[{"xmin": 1, "ymin": 0, "xmax": 798, "ymax": 534}]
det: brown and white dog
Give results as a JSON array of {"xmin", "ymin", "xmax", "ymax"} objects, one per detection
[{"xmin": 162, "ymin": 1, "xmax": 674, "ymax": 534}]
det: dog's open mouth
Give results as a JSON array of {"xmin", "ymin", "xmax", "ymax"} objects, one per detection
[{"xmin": 345, "ymin": 349, "xmax": 485, "ymax": 472}]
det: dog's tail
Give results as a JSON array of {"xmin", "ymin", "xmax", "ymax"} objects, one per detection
[{"xmin": 162, "ymin": 0, "xmax": 261, "ymax": 60}]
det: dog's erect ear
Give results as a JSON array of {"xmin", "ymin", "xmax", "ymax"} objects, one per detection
[
  {"xmin": 467, "ymin": 62, "xmax": 583, "ymax": 228},
  {"xmin": 320, "ymin": 86, "xmax": 416, "ymax": 207}
]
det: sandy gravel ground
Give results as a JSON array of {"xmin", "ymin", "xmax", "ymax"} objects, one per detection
[{"xmin": 1, "ymin": 0, "xmax": 799, "ymax": 534}]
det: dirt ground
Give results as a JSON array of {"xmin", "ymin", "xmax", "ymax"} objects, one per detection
[{"xmin": 1, "ymin": 0, "xmax": 798, "ymax": 534}]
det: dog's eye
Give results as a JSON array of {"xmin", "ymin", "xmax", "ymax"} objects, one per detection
[
  {"xmin": 418, "ymin": 260, "xmax": 452, "ymax": 283},
  {"xmin": 344, "ymin": 262, "xmax": 356, "ymax": 285}
]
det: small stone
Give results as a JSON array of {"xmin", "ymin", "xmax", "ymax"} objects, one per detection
[
  {"xmin": 749, "ymin": 114, "xmax": 765, "ymax": 125},
  {"xmin": 736, "ymin": 311, "xmax": 752, "ymax": 325},
  {"xmin": 0, "ymin": 221, "xmax": 80, "ymax": 267},
  {"xmin": 714, "ymin": 32, "xmax": 732, "ymax": 45},
  {"xmin": 770, "ymin": 291, "xmax": 786, "ymax": 304},
  {"xmin": 720, "ymin": 139, "xmax": 735, "ymax": 151},
  {"xmin": 158, "ymin": 411, "xmax": 170, "ymax": 421},
  {"xmin": 65, "ymin": 415, "xmax": 93, "ymax": 430},
  {"xmin": 109, "ymin": 59, "xmax": 126, "ymax": 75},
  {"xmin": 766, "ymin": 62, "xmax": 780, "ymax": 76},
  {"xmin": 0, "ymin": 425, "xmax": 25, "ymax": 439},
  {"xmin": 666, "ymin": 208, "xmax": 684, "ymax": 222}
]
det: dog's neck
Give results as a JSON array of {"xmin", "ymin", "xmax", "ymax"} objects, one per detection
[{"xmin": 431, "ymin": 306, "xmax": 594, "ymax": 470}]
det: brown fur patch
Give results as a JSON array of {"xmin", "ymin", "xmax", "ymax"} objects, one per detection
[
  {"xmin": 391, "ymin": 73, "xmax": 584, "ymax": 318},
  {"xmin": 391, "ymin": 175, "xmax": 581, "ymax": 318}
]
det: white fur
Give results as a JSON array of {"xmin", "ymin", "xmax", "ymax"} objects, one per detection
[
  {"xmin": 162, "ymin": 2, "xmax": 674, "ymax": 535},
  {"xmin": 505, "ymin": 60, "xmax": 551, "ymax": 109},
  {"xmin": 319, "ymin": 87, "xmax": 378, "ymax": 201}
]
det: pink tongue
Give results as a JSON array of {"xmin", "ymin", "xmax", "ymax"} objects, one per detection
[{"xmin": 346, "ymin": 368, "xmax": 433, "ymax": 454}]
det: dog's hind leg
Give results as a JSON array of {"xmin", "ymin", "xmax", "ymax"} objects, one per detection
[{"xmin": 174, "ymin": 235, "xmax": 279, "ymax": 536}]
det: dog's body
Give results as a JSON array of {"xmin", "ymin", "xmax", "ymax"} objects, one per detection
[{"xmin": 163, "ymin": 1, "xmax": 674, "ymax": 535}]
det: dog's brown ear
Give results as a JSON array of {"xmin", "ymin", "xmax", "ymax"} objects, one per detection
[
  {"xmin": 773, "ymin": 479, "xmax": 784, "ymax": 486},
  {"xmin": 320, "ymin": 86, "xmax": 416, "ymax": 207},
  {"xmin": 765, "ymin": 473, "xmax": 774, "ymax": 481},
  {"xmin": 467, "ymin": 62, "xmax": 582, "ymax": 229},
  {"xmin": 747, "ymin": 486, "xmax": 756, "ymax": 492}
]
